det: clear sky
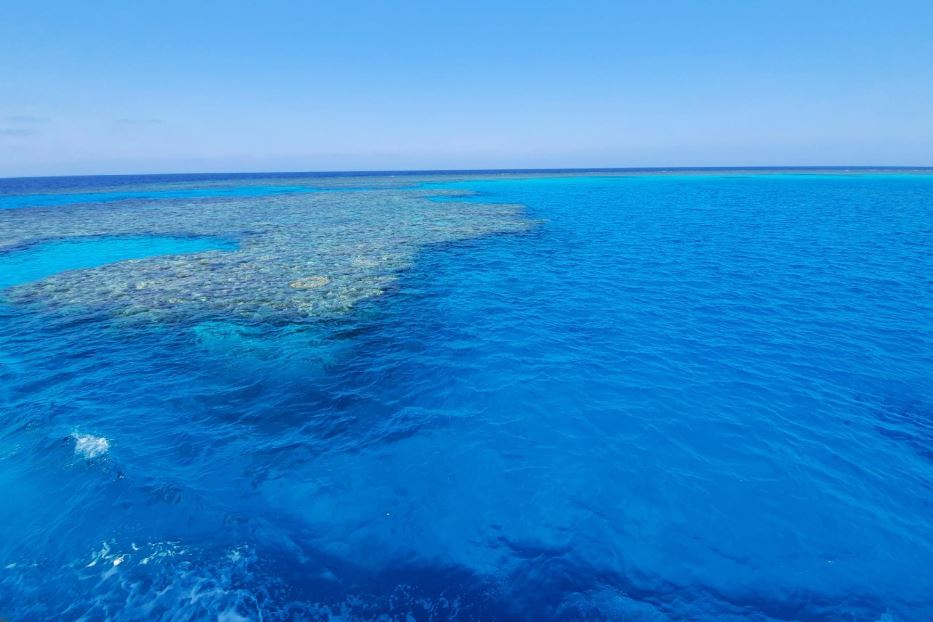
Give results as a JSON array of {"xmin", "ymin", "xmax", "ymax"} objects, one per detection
[{"xmin": 2, "ymin": 0, "xmax": 933, "ymax": 177}]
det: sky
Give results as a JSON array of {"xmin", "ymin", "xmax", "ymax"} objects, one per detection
[{"xmin": 2, "ymin": 0, "xmax": 933, "ymax": 177}]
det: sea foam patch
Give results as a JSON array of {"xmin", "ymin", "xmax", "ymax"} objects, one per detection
[{"xmin": 72, "ymin": 433, "xmax": 110, "ymax": 459}]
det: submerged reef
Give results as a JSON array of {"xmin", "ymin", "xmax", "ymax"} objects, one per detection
[{"xmin": 0, "ymin": 179, "xmax": 530, "ymax": 322}]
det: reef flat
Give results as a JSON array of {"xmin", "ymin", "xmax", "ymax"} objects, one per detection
[{"xmin": 0, "ymin": 177, "xmax": 530, "ymax": 322}]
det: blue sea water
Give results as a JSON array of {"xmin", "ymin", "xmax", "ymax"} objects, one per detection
[{"xmin": 0, "ymin": 171, "xmax": 931, "ymax": 621}]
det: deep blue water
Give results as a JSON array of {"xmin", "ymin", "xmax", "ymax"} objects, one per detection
[{"xmin": 1, "ymin": 171, "xmax": 932, "ymax": 621}]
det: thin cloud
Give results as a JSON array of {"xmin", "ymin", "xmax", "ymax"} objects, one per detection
[
  {"xmin": 116, "ymin": 118, "xmax": 164, "ymax": 125},
  {"xmin": 0, "ymin": 128, "xmax": 36, "ymax": 136},
  {"xmin": 4, "ymin": 115, "xmax": 46, "ymax": 124}
]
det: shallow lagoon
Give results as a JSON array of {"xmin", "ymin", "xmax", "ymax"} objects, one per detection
[
  {"xmin": 0, "ymin": 235, "xmax": 237, "ymax": 289},
  {"xmin": 0, "ymin": 170, "xmax": 932, "ymax": 621}
]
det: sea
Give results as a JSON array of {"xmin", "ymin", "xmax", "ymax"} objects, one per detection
[{"xmin": 0, "ymin": 169, "xmax": 931, "ymax": 621}]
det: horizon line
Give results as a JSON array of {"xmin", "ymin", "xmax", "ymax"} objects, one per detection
[{"xmin": 3, "ymin": 164, "xmax": 933, "ymax": 183}]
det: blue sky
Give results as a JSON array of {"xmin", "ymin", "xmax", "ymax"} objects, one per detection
[{"xmin": 2, "ymin": 0, "xmax": 932, "ymax": 176}]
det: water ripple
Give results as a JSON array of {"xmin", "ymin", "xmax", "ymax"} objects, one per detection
[{"xmin": 1, "ymin": 172, "xmax": 931, "ymax": 620}]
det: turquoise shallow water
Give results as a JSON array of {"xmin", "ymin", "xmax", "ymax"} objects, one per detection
[
  {"xmin": 0, "ymin": 185, "xmax": 314, "ymax": 209},
  {"xmin": 0, "ymin": 171, "xmax": 931, "ymax": 621},
  {"xmin": 0, "ymin": 235, "xmax": 237, "ymax": 289}
]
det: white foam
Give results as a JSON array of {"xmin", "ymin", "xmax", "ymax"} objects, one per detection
[{"xmin": 72, "ymin": 433, "xmax": 110, "ymax": 459}]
